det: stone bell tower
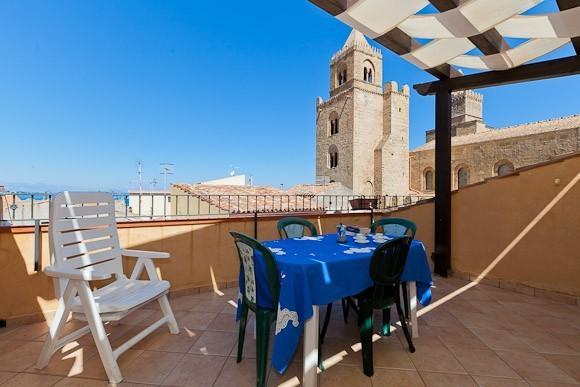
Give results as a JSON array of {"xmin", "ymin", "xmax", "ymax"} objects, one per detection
[{"xmin": 315, "ymin": 30, "xmax": 384, "ymax": 195}]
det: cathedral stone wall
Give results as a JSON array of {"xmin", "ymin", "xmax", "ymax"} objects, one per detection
[
  {"xmin": 316, "ymin": 91, "xmax": 355, "ymax": 187},
  {"xmin": 410, "ymin": 125, "xmax": 580, "ymax": 191},
  {"xmin": 374, "ymin": 82, "xmax": 410, "ymax": 196},
  {"xmin": 352, "ymin": 88, "xmax": 383, "ymax": 195}
]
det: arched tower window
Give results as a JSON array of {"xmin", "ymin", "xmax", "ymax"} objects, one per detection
[
  {"xmin": 495, "ymin": 160, "xmax": 514, "ymax": 176},
  {"xmin": 328, "ymin": 145, "xmax": 339, "ymax": 169},
  {"xmin": 363, "ymin": 60, "xmax": 375, "ymax": 83},
  {"xmin": 424, "ymin": 168, "xmax": 434, "ymax": 191},
  {"xmin": 328, "ymin": 112, "xmax": 339, "ymax": 136},
  {"xmin": 456, "ymin": 165, "xmax": 469, "ymax": 188},
  {"xmin": 337, "ymin": 67, "xmax": 347, "ymax": 86}
]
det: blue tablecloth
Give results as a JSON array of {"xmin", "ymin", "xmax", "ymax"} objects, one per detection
[{"xmin": 236, "ymin": 234, "xmax": 433, "ymax": 374}]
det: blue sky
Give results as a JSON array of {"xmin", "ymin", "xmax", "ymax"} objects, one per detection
[{"xmin": 1, "ymin": 0, "xmax": 578, "ymax": 192}]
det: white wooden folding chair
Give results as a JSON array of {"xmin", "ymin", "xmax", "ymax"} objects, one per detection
[{"xmin": 36, "ymin": 192, "xmax": 179, "ymax": 384}]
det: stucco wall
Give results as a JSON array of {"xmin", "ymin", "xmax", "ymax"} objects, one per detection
[
  {"xmin": 0, "ymin": 212, "xmax": 378, "ymax": 325},
  {"xmin": 399, "ymin": 153, "xmax": 580, "ymax": 297}
]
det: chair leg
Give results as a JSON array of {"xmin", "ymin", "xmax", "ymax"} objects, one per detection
[
  {"xmin": 381, "ymin": 307, "xmax": 391, "ymax": 336},
  {"xmin": 341, "ymin": 298, "xmax": 349, "ymax": 324},
  {"xmin": 77, "ymin": 280, "xmax": 123, "ymax": 384},
  {"xmin": 358, "ymin": 301, "xmax": 374, "ymax": 377},
  {"xmin": 158, "ymin": 295, "xmax": 179, "ymax": 334},
  {"xmin": 36, "ymin": 281, "xmax": 76, "ymax": 369},
  {"xmin": 395, "ymin": 299, "xmax": 415, "ymax": 353},
  {"xmin": 255, "ymin": 311, "xmax": 271, "ymax": 387},
  {"xmin": 401, "ymin": 282, "xmax": 410, "ymax": 319},
  {"xmin": 237, "ymin": 303, "xmax": 249, "ymax": 363},
  {"xmin": 320, "ymin": 303, "xmax": 333, "ymax": 345}
]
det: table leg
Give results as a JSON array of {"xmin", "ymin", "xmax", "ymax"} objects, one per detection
[
  {"xmin": 409, "ymin": 281, "xmax": 419, "ymax": 338},
  {"xmin": 303, "ymin": 305, "xmax": 319, "ymax": 387}
]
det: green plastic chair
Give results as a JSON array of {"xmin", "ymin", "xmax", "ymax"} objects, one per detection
[
  {"xmin": 277, "ymin": 216, "xmax": 319, "ymax": 239},
  {"xmin": 370, "ymin": 217, "xmax": 417, "ymax": 239},
  {"xmin": 356, "ymin": 236, "xmax": 416, "ymax": 377},
  {"xmin": 230, "ymin": 231, "xmax": 280, "ymax": 387},
  {"xmin": 370, "ymin": 217, "xmax": 416, "ymax": 329}
]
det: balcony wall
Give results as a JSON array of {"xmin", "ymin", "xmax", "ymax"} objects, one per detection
[
  {"xmin": 0, "ymin": 211, "xmax": 384, "ymax": 325},
  {"xmin": 397, "ymin": 152, "xmax": 580, "ymax": 299}
]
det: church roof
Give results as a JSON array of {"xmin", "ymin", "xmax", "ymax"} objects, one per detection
[
  {"xmin": 332, "ymin": 29, "xmax": 381, "ymax": 62},
  {"xmin": 342, "ymin": 29, "xmax": 370, "ymax": 50},
  {"xmin": 412, "ymin": 115, "xmax": 580, "ymax": 152}
]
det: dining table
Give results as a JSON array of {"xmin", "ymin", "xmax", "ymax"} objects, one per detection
[{"xmin": 236, "ymin": 232, "xmax": 433, "ymax": 387}]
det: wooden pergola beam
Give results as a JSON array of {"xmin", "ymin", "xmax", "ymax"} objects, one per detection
[
  {"xmin": 556, "ymin": 0, "xmax": 580, "ymax": 54},
  {"xmin": 414, "ymin": 55, "xmax": 580, "ymax": 95},
  {"xmin": 308, "ymin": 0, "xmax": 462, "ymax": 79},
  {"xmin": 428, "ymin": 0, "xmax": 510, "ymax": 55}
]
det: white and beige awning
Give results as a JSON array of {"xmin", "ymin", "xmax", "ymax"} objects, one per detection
[{"xmin": 310, "ymin": 0, "xmax": 580, "ymax": 74}]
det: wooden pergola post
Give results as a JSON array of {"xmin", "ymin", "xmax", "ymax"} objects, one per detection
[{"xmin": 433, "ymin": 90, "xmax": 452, "ymax": 276}]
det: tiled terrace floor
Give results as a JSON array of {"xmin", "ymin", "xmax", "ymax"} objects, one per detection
[{"xmin": 0, "ymin": 277, "xmax": 579, "ymax": 386}]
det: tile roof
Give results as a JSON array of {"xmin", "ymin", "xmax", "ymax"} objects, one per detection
[
  {"xmin": 412, "ymin": 114, "xmax": 580, "ymax": 152},
  {"xmin": 172, "ymin": 184, "xmax": 327, "ymax": 214}
]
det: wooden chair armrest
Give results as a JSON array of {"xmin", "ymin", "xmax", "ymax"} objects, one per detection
[
  {"xmin": 44, "ymin": 266, "xmax": 112, "ymax": 281},
  {"xmin": 122, "ymin": 249, "xmax": 170, "ymax": 259}
]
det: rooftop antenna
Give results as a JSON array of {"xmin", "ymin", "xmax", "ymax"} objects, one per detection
[
  {"xmin": 229, "ymin": 165, "xmax": 240, "ymax": 176},
  {"xmin": 149, "ymin": 178, "xmax": 158, "ymax": 191},
  {"xmin": 160, "ymin": 163, "xmax": 175, "ymax": 193},
  {"xmin": 136, "ymin": 160, "xmax": 143, "ymax": 195}
]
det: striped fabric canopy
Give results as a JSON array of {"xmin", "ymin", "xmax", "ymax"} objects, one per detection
[{"xmin": 310, "ymin": 0, "xmax": 580, "ymax": 75}]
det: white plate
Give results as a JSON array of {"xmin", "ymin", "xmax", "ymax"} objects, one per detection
[{"xmin": 354, "ymin": 239, "xmax": 370, "ymax": 244}]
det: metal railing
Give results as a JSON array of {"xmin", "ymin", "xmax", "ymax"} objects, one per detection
[{"xmin": 0, "ymin": 192, "xmax": 433, "ymax": 225}]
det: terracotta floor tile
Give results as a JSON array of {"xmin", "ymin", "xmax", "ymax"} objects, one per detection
[
  {"xmin": 189, "ymin": 330, "xmax": 236, "ymax": 356},
  {"xmin": 472, "ymin": 375, "xmax": 530, "ymax": 387},
  {"xmin": 533, "ymin": 317, "xmax": 580, "ymax": 336},
  {"xmin": 526, "ymin": 382, "xmax": 580, "ymax": 387},
  {"xmin": 28, "ymin": 342, "xmax": 98, "ymax": 377},
  {"xmin": 168, "ymin": 296, "xmax": 200, "ymax": 312},
  {"xmin": 78, "ymin": 349, "xmax": 143, "ymax": 381},
  {"xmin": 542, "ymin": 354, "xmax": 580, "ymax": 383},
  {"xmin": 0, "ymin": 372, "xmax": 62, "ymax": 386},
  {"xmin": 422, "ymin": 309, "xmax": 463, "ymax": 327},
  {"xmin": 267, "ymin": 360, "xmax": 302, "ymax": 387},
  {"xmin": 363, "ymin": 337, "xmax": 415, "ymax": 370},
  {"xmin": 319, "ymin": 364, "xmax": 371, "ymax": 387},
  {"xmin": 469, "ymin": 328, "xmax": 533, "ymax": 352},
  {"xmin": 192, "ymin": 300, "xmax": 230, "ymax": 313},
  {"xmin": 118, "ymin": 309, "xmax": 159, "ymax": 326},
  {"xmin": 450, "ymin": 349, "xmax": 519, "ymax": 378},
  {"xmin": 135, "ymin": 328, "xmax": 202, "ymax": 353},
  {"xmin": 434, "ymin": 326, "xmax": 490, "ymax": 351},
  {"xmin": 512, "ymin": 331, "xmax": 578, "ymax": 355},
  {"xmin": 161, "ymin": 354, "xmax": 226, "ymax": 386},
  {"xmin": 495, "ymin": 350, "xmax": 577, "ymax": 384},
  {"xmin": 371, "ymin": 369, "xmax": 425, "ymax": 386},
  {"xmin": 0, "ymin": 371, "xmax": 17, "ymax": 384},
  {"xmin": 220, "ymin": 302, "xmax": 238, "ymax": 315},
  {"xmin": 410, "ymin": 346, "xmax": 466, "ymax": 374},
  {"xmin": 0, "ymin": 322, "xmax": 49, "ymax": 342},
  {"xmin": 0, "ymin": 341, "xmax": 44, "ymax": 372},
  {"xmin": 420, "ymin": 371, "xmax": 477, "ymax": 387},
  {"xmin": 206, "ymin": 313, "xmax": 238, "ymax": 332},
  {"xmin": 213, "ymin": 357, "xmax": 260, "ymax": 387},
  {"xmin": 174, "ymin": 311, "xmax": 217, "ymax": 330},
  {"xmin": 120, "ymin": 350, "xmax": 183, "ymax": 384},
  {"xmin": 53, "ymin": 377, "xmax": 109, "ymax": 386}
]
